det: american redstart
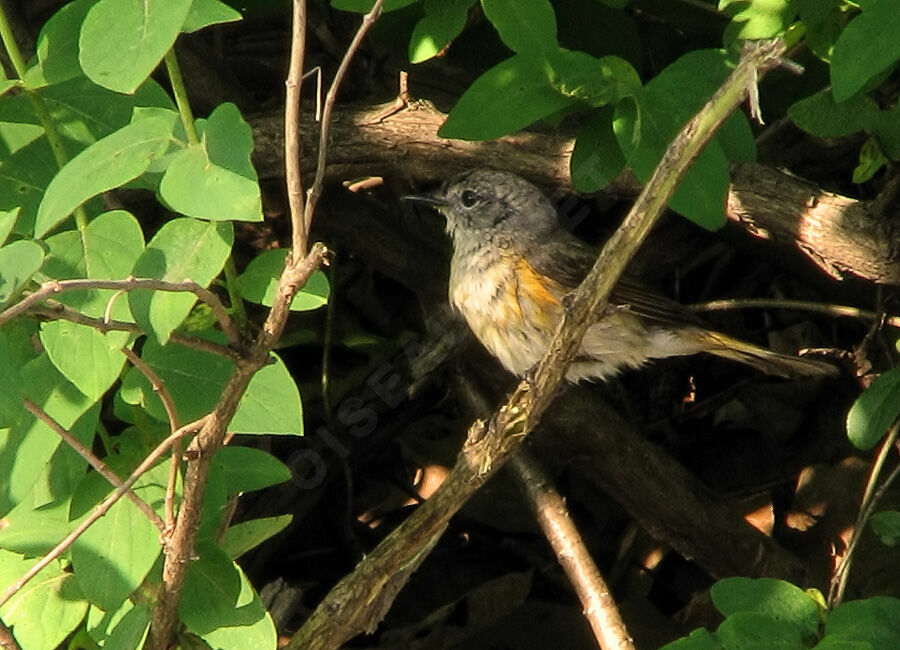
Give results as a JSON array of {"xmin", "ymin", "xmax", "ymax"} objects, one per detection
[{"xmin": 403, "ymin": 169, "xmax": 836, "ymax": 381}]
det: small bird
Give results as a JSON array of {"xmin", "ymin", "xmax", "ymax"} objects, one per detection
[{"xmin": 404, "ymin": 169, "xmax": 836, "ymax": 382}]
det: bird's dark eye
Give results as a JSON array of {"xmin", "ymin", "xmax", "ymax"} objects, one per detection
[{"xmin": 460, "ymin": 189, "xmax": 480, "ymax": 208}]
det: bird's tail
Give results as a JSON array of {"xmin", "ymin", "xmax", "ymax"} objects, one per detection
[{"xmin": 692, "ymin": 329, "xmax": 838, "ymax": 378}]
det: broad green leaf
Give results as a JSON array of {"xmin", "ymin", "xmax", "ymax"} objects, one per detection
[
  {"xmin": 119, "ymin": 341, "xmax": 303, "ymax": 435},
  {"xmin": 0, "ymin": 331, "xmax": 26, "ymax": 427},
  {"xmin": 439, "ymin": 54, "xmax": 575, "ymax": 140},
  {"xmin": 711, "ymin": 577, "xmax": 820, "ymax": 639},
  {"xmin": 0, "ymin": 498, "xmax": 73, "ymax": 556},
  {"xmin": 614, "ymin": 49, "xmax": 753, "ymax": 228},
  {"xmin": 409, "ymin": 0, "xmax": 474, "ymax": 63},
  {"xmin": 35, "ymin": 115, "xmax": 176, "ymax": 237},
  {"xmin": 715, "ymin": 611, "xmax": 804, "ymax": 648},
  {"xmin": 546, "ymin": 50, "xmax": 641, "ymax": 107},
  {"xmin": 79, "ymin": 0, "xmax": 193, "ymax": 94},
  {"xmin": 221, "ymin": 515, "xmax": 293, "ymax": 559},
  {"xmin": 831, "ymin": 1, "xmax": 900, "ymax": 102},
  {"xmin": 40, "ymin": 322, "xmax": 130, "ymax": 401},
  {"xmin": 789, "ymin": 91, "xmax": 880, "ymax": 139},
  {"xmin": 128, "ymin": 218, "xmax": 233, "ymax": 345},
  {"xmin": 0, "ymin": 550, "xmax": 89, "ymax": 650},
  {"xmin": 332, "ymin": 0, "xmax": 421, "ymax": 12},
  {"xmin": 0, "ymin": 240, "xmax": 44, "ymax": 306},
  {"xmin": 236, "ymin": 248, "xmax": 329, "ymax": 311},
  {"xmin": 481, "ymin": 0, "xmax": 557, "ymax": 56},
  {"xmin": 160, "ymin": 103, "xmax": 263, "ymax": 222},
  {"xmin": 0, "ymin": 208, "xmax": 18, "ymax": 246},
  {"xmin": 720, "ymin": 0, "xmax": 796, "ymax": 42},
  {"xmin": 35, "ymin": 0, "xmax": 96, "ymax": 84},
  {"xmin": 32, "ymin": 403, "xmax": 101, "ymax": 509},
  {"xmin": 853, "ymin": 137, "xmax": 888, "ymax": 184},
  {"xmin": 871, "ymin": 510, "xmax": 900, "ymax": 546},
  {"xmin": 812, "ymin": 636, "xmax": 872, "ymax": 650},
  {"xmin": 795, "ymin": 0, "xmax": 843, "ymax": 61},
  {"xmin": 71, "ymin": 489, "xmax": 161, "ymax": 610},
  {"xmin": 846, "ymin": 367, "xmax": 900, "ymax": 449},
  {"xmin": 214, "ymin": 447, "xmax": 292, "ymax": 496},
  {"xmin": 183, "ymin": 0, "xmax": 242, "ymax": 33},
  {"xmin": 659, "ymin": 628, "xmax": 720, "ymax": 650},
  {"xmin": 571, "ymin": 107, "xmax": 625, "ymax": 192},
  {"xmin": 42, "ymin": 210, "xmax": 146, "ymax": 318},
  {"xmin": 101, "ymin": 602, "xmax": 150, "ymax": 650},
  {"xmin": 826, "ymin": 597, "xmax": 900, "ymax": 648},
  {"xmin": 0, "ymin": 138, "xmax": 58, "ymax": 236},
  {"xmin": 179, "ymin": 541, "xmax": 275, "ymax": 648}
]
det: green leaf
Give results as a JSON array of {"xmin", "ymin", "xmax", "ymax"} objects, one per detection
[
  {"xmin": 0, "ymin": 208, "xmax": 19, "ymax": 246},
  {"xmin": 439, "ymin": 54, "xmax": 575, "ymax": 140},
  {"xmin": 789, "ymin": 91, "xmax": 880, "ymax": 139},
  {"xmin": 160, "ymin": 103, "xmax": 263, "ymax": 222},
  {"xmin": 720, "ymin": 0, "xmax": 796, "ymax": 42},
  {"xmin": 237, "ymin": 248, "xmax": 329, "ymax": 311},
  {"xmin": 659, "ymin": 628, "xmax": 720, "ymax": 650},
  {"xmin": 0, "ymin": 550, "xmax": 89, "ymax": 650},
  {"xmin": 71, "ymin": 490, "xmax": 162, "ymax": 610},
  {"xmin": 812, "ymin": 635, "xmax": 872, "ymax": 650},
  {"xmin": 40, "ymin": 322, "xmax": 130, "ymax": 402},
  {"xmin": 101, "ymin": 602, "xmax": 151, "ymax": 650},
  {"xmin": 571, "ymin": 106, "xmax": 625, "ymax": 192},
  {"xmin": 0, "ymin": 498, "xmax": 74, "ymax": 556},
  {"xmin": 42, "ymin": 210, "xmax": 146, "ymax": 318},
  {"xmin": 214, "ymin": 447, "xmax": 292, "ymax": 496},
  {"xmin": 128, "ymin": 218, "xmax": 233, "ymax": 345},
  {"xmin": 826, "ymin": 597, "xmax": 900, "ymax": 649},
  {"xmin": 79, "ymin": 0, "xmax": 194, "ymax": 94},
  {"xmin": 711, "ymin": 577, "xmax": 820, "ymax": 639},
  {"xmin": 332, "ymin": 0, "xmax": 421, "ymax": 12},
  {"xmin": 409, "ymin": 0, "xmax": 474, "ymax": 63},
  {"xmin": 0, "ymin": 331, "xmax": 26, "ymax": 428},
  {"xmin": 715, "ymin": 611, "xmax": 804, "ymax": 648},
  {"xmin": 846, "ymin": 367, "xmax": 900, "ymax": 450},
  {"xmin": 183, "ymin": 0, "xmax": 243, "ymax": 33},
  {"xmin": 853, "ymin": 137, "xmax": 888, "ymax": 184},
  {"xmin": 871, "ymin": 510, "xmax": 900, "ymax": 546},
  {"xmin": 35, "ymin": 115, "xmax": 176, "ymax": 237},
  {"xmin": 221, "ymin": 515, "xmax": 293, "ymax": 559},
  {"xmin": 0, "ymin": 138, "xmax": 58, "ymax": 236},
  {"xmin": 546, "ymin": 49, "xmax": 640, "ymax": 107},
  {"xmin": 119, "ymin": 341, "xmax": 303, "ymax": 435},
  {"xmin": 0, "ymin": 240, "xmax": 44, "ymax": 306},
  {"xmin": 614, "ymin": 49, "xmax": 753, "ymax": 229},
  {"xmin": 831, "ymin": 1, "xmax": 900, "ymax": 102},
  {"xmin": 35, "ymin": 0, "xmax": 95, "ymax": 85},
  {"xmin": 480, "ymin": 0, "xmax": 557, "ymax": 56}
]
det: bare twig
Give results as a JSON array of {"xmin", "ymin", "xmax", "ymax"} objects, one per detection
[
  {"xmin": 285, "ymin": 0, "xmax": 308, "ymax": 256},
  {"xmin": 690, "ymin": 298, "xmax": 900, "ymax": 329},
  {"xmin": 0, "ymin": 278, "xmax": 239, "ymax": 346},
  {"xmin": 0, "ymin": 416, "xmax": 208, "ymax": 610},
  {"xmin": 300, "ymin": 0, "xmax": 385, "ymax": 238},
  {"xmin": 31, "ymin": 302, "xmax": 240, "ymax": 361},
  {"xmin": 120, "ymin": 347, "xmax": 182, "ymax": 530},
  {"xmin": 288, "ymin": 39, "xmax": 790, "ymax": 650},
  {"xmin": 511, "ymin": 450, "xmax": 634, "ymax": 650},
  {"xmin": 22, "ymin": 399, "xmax": 166, "ymax": 532}
]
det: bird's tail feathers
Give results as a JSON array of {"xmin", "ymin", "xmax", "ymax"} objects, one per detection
[{"xmin": 693, "ymin": 330, "xmax": 838, "ymax": 378}]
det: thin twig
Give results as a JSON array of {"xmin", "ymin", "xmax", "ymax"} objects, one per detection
[
  {"xmin": 31, "ymin": 302, "xmax": 240, "ymax": 361},
  {"xmin": 829, "ymin": 420, "xmax": 900, "ymax": 607},
  {"xmin": 121, "ymin": 347, "xmax": 182, "ymax": 530},
  {"xmin": 285, "ymin": 0, "xmax": 308, "ymax": 256},
  {"xmin": 690, "ymin": 297, "xmax": 900, "ymax": 329},
  {"xmin": 511, "ymin": 450, "xmax": 634, "ymax": 650},
  {"xmin": 300, "ymin": 0, "xmax": 385, "ymax": 238},
  {"xmin": 22, "ymin": 399, "xmax": 166, "ymax": 532},
  {"xmin": 0, "ymin": 416, "xmax": 209, "ymax": 610},
  {"xmin": 0, "ymin": 277, "xmax": 239, "ymax": 345},
  {"xmin": 288, "ymin": 38, "xmax": 790, "ymax": 650}
]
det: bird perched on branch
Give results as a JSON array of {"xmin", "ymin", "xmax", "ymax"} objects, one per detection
[{"xmin": 404, "ymin": 169, "xmax": 836, "ymax": 382}]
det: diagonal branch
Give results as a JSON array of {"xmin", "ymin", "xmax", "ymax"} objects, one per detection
[{"xmin": 288, "ymin": 39, "xmax": 790, "ymax": 650}]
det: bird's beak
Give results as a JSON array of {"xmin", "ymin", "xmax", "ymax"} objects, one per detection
[{"xmin": 401, "ymin": 194, "xmax": 450, "ymax": 208}]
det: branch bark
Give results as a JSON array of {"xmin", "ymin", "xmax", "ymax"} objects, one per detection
[{"xmin": 249, "ymin": 101, "xmax": 900, "ymax": 287}]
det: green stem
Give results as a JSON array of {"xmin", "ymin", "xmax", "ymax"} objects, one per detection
[
  {"xmin": 163, "ymin": 49, "xmax": 199, "ymax": 146},
  {"xmin": 223, "ymin": 257, "xmax": 247, "ymax": 328},
  {"xmin": 0, "ymin": 1, "xmax": 88, "ymax": 230}
]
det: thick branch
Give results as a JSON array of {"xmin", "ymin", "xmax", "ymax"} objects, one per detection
[{"xmin": 250, "ymin": 102, "xmax": 900, "ymax": 287}]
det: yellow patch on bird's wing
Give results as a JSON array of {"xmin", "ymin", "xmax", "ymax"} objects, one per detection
[{"xmin": 513, "ymin": 258, "xmax": 564, "ymax": 330}]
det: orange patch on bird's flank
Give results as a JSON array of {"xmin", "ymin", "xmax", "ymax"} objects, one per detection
[{"xmin": 514, "ymin": 258, "xmax": 562, "ymax": 326}]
